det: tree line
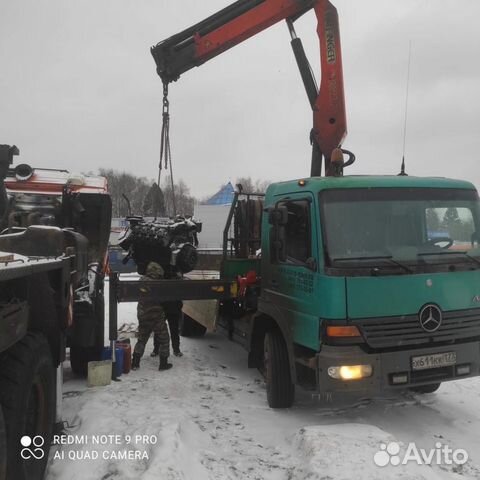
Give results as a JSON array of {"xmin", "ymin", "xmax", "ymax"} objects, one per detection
[{"xmin": 99, "ymin": 168, "xmax": 269, "ymax": 218}]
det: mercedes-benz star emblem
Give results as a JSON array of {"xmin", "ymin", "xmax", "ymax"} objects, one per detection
[{"xmin": 419, "ymin": 304, "xmax": 443, "ymax": 332}]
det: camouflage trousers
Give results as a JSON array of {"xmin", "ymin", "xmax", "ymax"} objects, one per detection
[
  {"xmin": 154, "ymin": 301, "xmax": 182, "ymax": 353},
  {"xmin": 134, "ymin": 305, "xmax": 170, "ymax": 358}
]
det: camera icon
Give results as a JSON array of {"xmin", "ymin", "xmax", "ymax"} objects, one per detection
[{"xmin": 20, "ymin": 435, "xmax": 45, "ymax": 460}]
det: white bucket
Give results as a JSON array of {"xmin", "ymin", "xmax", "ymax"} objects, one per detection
[{"xmin": 87, "ymin": 360, "xmax": 112, "ymax": 387}]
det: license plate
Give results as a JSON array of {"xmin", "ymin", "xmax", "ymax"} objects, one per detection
[{"xmin": 411, "ymin": 352, "xmax": 457, "ymax": 371}]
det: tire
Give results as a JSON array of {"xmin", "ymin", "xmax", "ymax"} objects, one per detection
[
  {"xmin": 264, "ymin": 330, "xmax": 295, "ymax": 408},
  {"xmin": 0, "ymin": 333, "xmax": 55, "ymax": 480},
  {"xmin": 70, "ymin": 287, "xmax": 104, "ymax": 377},
  {"xmin": 409, "ymin": 383, "xmax": 441, "ymax": 394},
  {"xmin": 70, "ymin": 346, "xmax": 99, "ymax": 377},
  {"xmin": 179, "ymin": 313, "xmax": 207, "ymax": 337},
  {"xmin": 0, "ymin": 407, "xmax": 6, "ymax": 480}
]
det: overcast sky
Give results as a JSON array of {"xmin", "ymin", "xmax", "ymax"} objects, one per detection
[{"xmin": 1, "ymin": 0, "xmax": 480, "ymax": 198}]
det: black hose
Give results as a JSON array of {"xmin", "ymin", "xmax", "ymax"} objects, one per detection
[{"xmin": 341, "ymin": 149, "xmax": 355, "ymax": 168}]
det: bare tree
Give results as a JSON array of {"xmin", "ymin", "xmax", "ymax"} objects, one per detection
[
  {"xmin": 161, "ymin": 176, "xmax": 195, "ymax": 217},
  {"xmin": 235, "ymin": 177, "xmax": 270, "ymax": 194},
  {"xmin": 98, "ymin": 169, "xmax": 269, "ymax": 219},
  {"xmin": 99, "ymin": 168, "xmax": 154, "ymax": 217}
]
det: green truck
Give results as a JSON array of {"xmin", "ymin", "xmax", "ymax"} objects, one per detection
[
  {"xmin": 183, "ymin": 176, "xmax": 480, "ymax": 408},
  {"xmin": 148, "ymin": 0, "xmax": 480, "ymax": 407}
]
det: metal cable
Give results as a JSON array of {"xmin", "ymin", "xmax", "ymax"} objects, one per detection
[{"xmin": 158, "ymin": 82, "xmax": 177, "ymax": 216}]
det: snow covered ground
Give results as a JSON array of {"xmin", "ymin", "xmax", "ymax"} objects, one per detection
[{"xmin": 46, "ymin": 282, "xmax": 480, "ymax": 480}]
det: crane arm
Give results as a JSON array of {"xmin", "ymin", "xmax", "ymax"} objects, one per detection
[{"xmin": 151, "ymin": 0, "xmax": 347, "ymax": 176}]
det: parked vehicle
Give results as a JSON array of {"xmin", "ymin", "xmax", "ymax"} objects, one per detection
[
  {"xmin": 147, "ymin": 0, "xmax": 480, "ymax": 408},
  {"xmin": 0, "ymin": 144, "xmax": 111, "ymax": 479}
]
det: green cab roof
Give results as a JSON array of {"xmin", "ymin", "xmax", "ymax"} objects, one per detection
[{"xmin": 266, "ymin": 175, "xmax": 477, "ymax": 197}]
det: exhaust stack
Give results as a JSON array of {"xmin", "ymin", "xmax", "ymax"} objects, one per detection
[{"xmin": 0, "ymin": 145, "xmax": 19, "ymax": 226}]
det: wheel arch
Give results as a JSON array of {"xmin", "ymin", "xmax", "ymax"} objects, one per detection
[
  {"xmin": 248, "ymin": 305, "xmax": 296, "ymax": 382},
  {"xmin": 0, "ymin": 331, "xmax": 56, "ymax": 480}
]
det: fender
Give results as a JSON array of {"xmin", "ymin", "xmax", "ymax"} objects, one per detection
[{"xmin": 249, "ymin": 298, "xmax": 297, "ymax": 382}]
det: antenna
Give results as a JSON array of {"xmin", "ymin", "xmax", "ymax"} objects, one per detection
[{"xmin": 399, "ymin": 41, "xmax": 412, "ymax": 176}]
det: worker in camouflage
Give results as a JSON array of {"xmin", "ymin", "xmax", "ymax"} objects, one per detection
[
  {"xmin": 151, "ymin": 300, "xmax": 183, "ymax": 357},
  {"xmin": 151, "ymin": 267, "xmax": 183, "ymax": 357},
  {"xmin": 132, "ymin": 261, "xmax": 173, "ymax": 371}
]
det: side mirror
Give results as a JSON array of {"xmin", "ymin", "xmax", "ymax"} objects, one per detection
[{"xmin": 268, "ymin": 205, "xmax": 288, "ymax": 226}]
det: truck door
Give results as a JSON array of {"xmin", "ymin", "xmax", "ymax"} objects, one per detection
[{"xmin": 264, "ymin": 193, "xmax": 321, "ymax": 351}]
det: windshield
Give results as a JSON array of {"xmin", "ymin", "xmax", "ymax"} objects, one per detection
[{"xmin": 321, "ymin": 188, "xmax": 480, "ymax": 272}]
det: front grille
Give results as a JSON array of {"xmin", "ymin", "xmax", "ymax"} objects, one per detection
[{"xmin": 354, "ymin": 308, "xmax": 480, "ymax": 349}]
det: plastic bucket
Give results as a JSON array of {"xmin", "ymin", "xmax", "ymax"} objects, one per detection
[
  {"xmin": 101, "ymin": 346, "xmax": 124, "ymax": 378},
  {"xmin": 87, "ymin": 360, "xmax": 112, "ymax": 387}
]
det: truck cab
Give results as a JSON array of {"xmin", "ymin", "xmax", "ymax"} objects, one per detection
[{"xmin": 214, "ymin": 175, "xmax": 480, "ymax": 407}]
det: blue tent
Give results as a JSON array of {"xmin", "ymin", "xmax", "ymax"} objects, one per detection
[{"xmin": 204, "ymin": 182, "xmax": 235, "ymax": 205}]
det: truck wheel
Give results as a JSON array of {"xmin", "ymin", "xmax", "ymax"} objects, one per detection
[
  {"xmin": 409, "ymin": 383, "xmax": 441, "ymax": 394},
  {"xmin": 0, "ymin": 333, "xmax": 55, "ymax": 480},
  {"xmin": 179, "ymin": 313, "xmax": 207, "ymax": 337},
  {"xmin": 0, "ymin": 407, "xmax": 6, "ymax": 480},
  {"xmin": 264, "ymin": 330, "xmax": 295, "ymax": 408},
  {"xmin": 70, "ymin": 346, "xmax": 98, "ymax": 377}
]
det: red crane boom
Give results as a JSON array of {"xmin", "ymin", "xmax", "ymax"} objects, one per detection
[{"xmin": 151, "ymin": 0, "xmax": 349, "ymax": 176}]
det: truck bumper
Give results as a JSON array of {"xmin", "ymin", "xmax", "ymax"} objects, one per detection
[{"xmin": 316, "ymin": 341, "xmax": 480, "ymax": 395}]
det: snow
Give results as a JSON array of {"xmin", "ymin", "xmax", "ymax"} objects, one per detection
[{"xmin": 45, "ymin": 279, "xmax": 480, "ymax": 480}]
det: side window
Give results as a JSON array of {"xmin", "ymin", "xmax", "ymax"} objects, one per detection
[{"xmin": 279, "ymin": 200, "xmax": 311, "ymax": 263}]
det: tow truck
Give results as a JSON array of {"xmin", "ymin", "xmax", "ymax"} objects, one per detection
[
  {"xmin": 112, "ymin": 0, "xmax": 480, "ymax": 409},
  {"xmin": 0, "ymin": 144, "xmax": 111, "ymax": 479}
]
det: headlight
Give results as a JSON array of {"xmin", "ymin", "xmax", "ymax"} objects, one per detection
[{"xmin": 327, "ymin": 365, "xmax": 373, "ymax": 380}]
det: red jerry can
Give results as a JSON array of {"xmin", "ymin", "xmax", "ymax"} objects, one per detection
[{"xmin": 117, "ymin": 341, "xmax": 132, "ymax": 374}]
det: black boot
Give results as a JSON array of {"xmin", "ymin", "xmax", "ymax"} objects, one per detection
[
  {"xmin": 159, "ymin": 356, "xmax": 173, "ymax": 371},
  {"xmin": 173, "ymin": 349, "xmax": 183, "ymax": 357},
  {"xmin": 150, "ymin": 346, "xmax": 159, "ymax": 357},
  {"xmin": 131, "ymin": 353, "xmax": 141, "ymax": 370}
]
